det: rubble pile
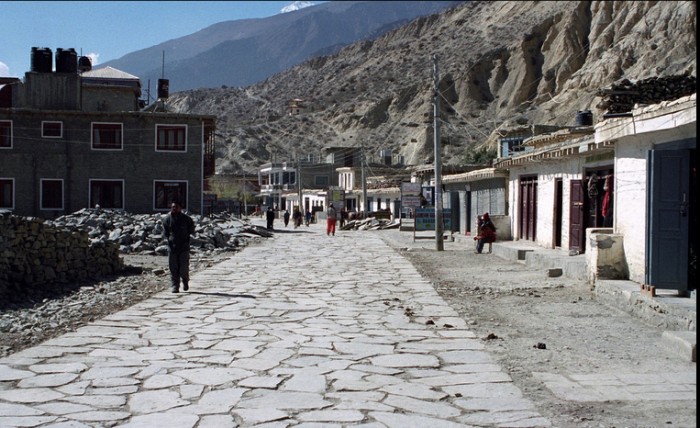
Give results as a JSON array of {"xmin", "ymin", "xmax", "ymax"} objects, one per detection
[
  {"xmin": 340, "ymin": 217, "xmax": 400, "ymax": 230},
  {"xmin": 46, "ymin": 208, "xmax": 272, "ymax": 256},
  {"xmin": 596, "ymin": 74, "xmax": 697, "ymax": 115}
]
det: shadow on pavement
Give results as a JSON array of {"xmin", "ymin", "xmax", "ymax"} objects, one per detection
[{"xmin": 186, "ymin": 291, "xmax": 257, "ymax": 299}]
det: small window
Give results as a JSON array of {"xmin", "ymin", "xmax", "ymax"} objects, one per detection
[
  {"xmin": 42, "ymin": 121, "xmax": 63, "ymax": 138},
  {"xmin": 41, "ymin": 179, "xmax": 64, "ymax": 210},
  {"xmin": 154, "ymin": 181, "xmax": 187, "ymax": 210},
  {"xmin": 92, "ymin": 123, "xmax": 123, "ymax": 150},
  {"xmin": 89, "ymin": 180, "xmax": 123, "ymax": 209},
  {"xmin": 314, "ymin": 175, "xmax": 329, "ymax": 187},
  {"xmin": 0, "ymin": 120, "xmax": 12, "ymax": 148},
  {"xmin": 156, "ymin": 124, "xmax": 187, "ymax": 152},
  {"xmin": 0, "ymin": 178, "xmax": 14, "ymax": 208}
]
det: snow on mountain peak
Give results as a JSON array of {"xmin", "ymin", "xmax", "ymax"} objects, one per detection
[{"xmin": 280, "ymin": 1, "xmax": 315, "ymax": 14}]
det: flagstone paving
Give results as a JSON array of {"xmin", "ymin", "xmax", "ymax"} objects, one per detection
[{"xmin": 2, "ymin": 224, "xmax": 551, "ymax": 427}]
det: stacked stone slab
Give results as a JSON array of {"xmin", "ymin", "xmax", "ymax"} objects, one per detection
[
  {"xmin": 0, "ymin": 211, "xmax": 122, "ymax": 299},
  {"xmin": 597, "ymin": 74, "xmax": 697, "ymax": 115}
]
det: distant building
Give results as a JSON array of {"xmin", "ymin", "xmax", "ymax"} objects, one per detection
[
  {"xmin": 0, "ymin": 47, "xmax": 216, "ymax": 217},
  {"xmin": 288, "ymin": 98, "xmax": 305, "ymax": 115}
]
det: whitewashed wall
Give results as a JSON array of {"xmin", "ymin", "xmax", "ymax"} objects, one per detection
[{"xmin": 508, "ymin": 160, "xmax": 585, "ymax": 249}]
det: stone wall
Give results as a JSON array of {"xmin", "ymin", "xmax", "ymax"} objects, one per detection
[{"xmin": 0, "ymin": 211, "xmax": 122, "ymax": 298}]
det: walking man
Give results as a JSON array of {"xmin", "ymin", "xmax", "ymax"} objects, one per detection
[
  {"xmin": 326, "ymin": 203, "xmax": 337, "ymax": 236},
  {"xmin": 162, "ymin": 200, "xmax": 195, "ymax": 293}
]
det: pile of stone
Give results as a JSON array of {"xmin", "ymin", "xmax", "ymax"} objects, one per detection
[
  {"xmin": 340, "ymin": 217, "xmax": 400, "ymax": 230},
  {"xmin": 0, "ymin": 211, "xmax": 122, "ymax": 296},
  {"xmin": 46, "ymin": 208, "xmax": 272, "ymax": 256},
  {"xmin": 596, "ymin": 74, "xmax": 696, "ymax": 115}
]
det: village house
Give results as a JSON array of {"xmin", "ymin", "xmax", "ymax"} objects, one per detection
[
  {"xmin": 492, "ymin": 123, "xmax": 610, "ymax": 253},
  {"xmin": 592, "ymin": 93, "xmax": 696, "ymax": 295},
  {"xmin": 0, "ymin": 47, "xmax": 216, "ymax": 218}
]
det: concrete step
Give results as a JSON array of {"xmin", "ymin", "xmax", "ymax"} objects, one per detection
[
  {"xmin": 661, "ymin": 331, "xmax": 697, "ymax": 362},
  {"xmin": 491, "ymin": 242, "xmax": 587, "ymax": 280}
]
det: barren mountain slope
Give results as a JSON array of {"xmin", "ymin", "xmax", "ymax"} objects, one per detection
[{"xmin": 168, "ymin": 0, "xmax": 696, "ymax": 174}]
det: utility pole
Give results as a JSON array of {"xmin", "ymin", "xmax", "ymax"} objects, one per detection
[
  {"xmin": 297, "ymin": 155, "xmax": 303, "ymax": 212},
  {"xmin": 361, "ymin": 150, "xmax": 368, "ymax": 218},
  {"xmin": 433, "ymin": 53, "xmax": 444, "ymax": 251}
]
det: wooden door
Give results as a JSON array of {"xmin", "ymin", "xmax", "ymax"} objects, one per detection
[
  {"xmin": 569, "ymin": 179, "xmax": 585, "ymax": 252},
  {"xmin": 519, "ymin": 177, "xmax": 537, "ymax": 241},
  {"xmin": 647, "ymin": 149, "xmax": 690, "ymax": 291}
]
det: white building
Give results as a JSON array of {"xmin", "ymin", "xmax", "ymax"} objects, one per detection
[{"xmin": 594, "ymin": 94, "xmax": 696, "ymax": 293}]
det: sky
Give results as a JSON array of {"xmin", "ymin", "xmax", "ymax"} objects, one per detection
[{"xmin": 0, "ymin": 1, "xmax": 319, "ymax": 78}]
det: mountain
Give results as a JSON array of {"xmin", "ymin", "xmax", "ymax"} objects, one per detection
[
  {"xmin": 100, "ymin": 1, "xmax": 464, "ymax": 92},
  {"xmin": 166, "ymin": 0, "xmax": 696, "ymax": 174}
]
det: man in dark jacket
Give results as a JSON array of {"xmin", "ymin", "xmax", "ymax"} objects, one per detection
[
  {"xmin": 266, "ymin": 206, "xmax": 275, "ymax": 230},
  {"xmin": 162, "ymin": 201, "xmax": 195, "ymax": 293}
]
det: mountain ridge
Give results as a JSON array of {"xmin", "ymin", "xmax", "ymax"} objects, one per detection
[
  {"xmin": 165, "ymin": 1, "xmax": 696, "ymax": 174},
  {"xmin": 101, "ymin": 1, "xmax": 463, "ymax": 92}
]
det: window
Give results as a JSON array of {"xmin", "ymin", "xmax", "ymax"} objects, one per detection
[
  {"xmin": 0, "ymin": 120, "xmax": 12, "ymax": 148},
  {"xmin": 89, "ymin": 180, "xmax": 123, "ymax": 209},
  {"xmin": 42, "ymin": 121, "xmax": 63, "ymax": 138},
  {"xmin": 154, "ymin": 181, "xmax": 187, "ymax": 210},
  {"xmin": 0, "ymin": 178, "xmax": 14, "ymax": 208},
  {"xmin": 314, "ymin": 175, "xmax": 329, "ymax": 187},
  {"xmin": 156, "ymin": 124, "xmax": 187, "ymax": 151},
  {"xmin": 92, "ymin": 123, "xmax": 122, "ymax": 150},
  {"xmin": 41, "ymin": 179, "xmax": 63, "ymax": 210}
]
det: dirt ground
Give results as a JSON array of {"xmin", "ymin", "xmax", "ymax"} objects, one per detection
[{"xmin": 377, "ymin": 231, "xmax": 696, "ymax": 428}]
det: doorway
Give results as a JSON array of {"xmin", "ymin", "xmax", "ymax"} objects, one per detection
[
  {"xmin": 647, "ymin": 145, "xmax": 696, "ymax": 294},
  {"xmin": 553, "ymin": 178, "xmax": 563, "ymax": 248},
  {"xmin": 519, "ymin": 176, "xmax": 537, "ymax": 241}
]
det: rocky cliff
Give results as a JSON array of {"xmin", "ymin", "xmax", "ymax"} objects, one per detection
[{"xmin": 167, "ymin": 1, "xmax": 696, "ymax": 174}]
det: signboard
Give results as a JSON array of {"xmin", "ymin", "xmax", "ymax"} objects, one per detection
[
  {"xmin": 414, "ymin": 208, "xmax": 451, "ymax": 231},
  {"xmin": 327, "ymin": 189, "xmax": 345, "ymax": 210},
  {"xmin": 401, "ymin": 182, "xmax": 422, "ymax": 211},
  {"xmin": 401, "ymin": 182, "xmax": 421, "ymax": 195}
]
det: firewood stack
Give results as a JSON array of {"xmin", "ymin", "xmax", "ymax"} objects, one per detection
[{"xmin": 596, "ymin": 74, "xmax": 696, "ymax": 115}]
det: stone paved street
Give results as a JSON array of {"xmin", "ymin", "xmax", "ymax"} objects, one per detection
[
  {"xmin": 0, "ymin": 221, "xmax": 695, "ymax": 427},
  {"xmin": 0, "ymin": 222, "xmax": 551, "ymax": 427}
]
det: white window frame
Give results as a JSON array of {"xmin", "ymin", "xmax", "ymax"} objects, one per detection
[
  {"xmin": 40, "ymin": 178, "xmax": 64, "ymax": 210},
  {"xmin": 91, "ymin": 122, "xmax": 124, "ymax": 151},
  {"xmin": 88, "ymin": 179, "xmax": 125, "ymax": 209},
  {"xmin": 155, "ymin": 124, "xmax": 188, "ymax": 152},
  {"xmin": 153, "ymin": 180, "xmax": 188, "ymax": 211},
  {"xmin": 0, "ymin": 177, "xmax": 15, "ymax": 209},
  {"xmin": 41, "ymin": 121, "xmax": 63, "ymax": 139},
  {"xmin": 0, "ymin": 120, "xmax": 12, "ymax": 149}
]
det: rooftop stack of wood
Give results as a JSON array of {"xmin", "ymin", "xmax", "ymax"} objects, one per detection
[{"xmin": 596, "ymin": 74, "xmax": 697, "ymax": 116}]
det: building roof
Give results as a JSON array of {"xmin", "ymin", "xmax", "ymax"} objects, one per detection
[
  {"xmin": 442, "ymin": 167, "xmax": 508, "ymax": 184},
  {"xmin": 81, "ymin": 66, "xmax": 139, "ymax": 80}
]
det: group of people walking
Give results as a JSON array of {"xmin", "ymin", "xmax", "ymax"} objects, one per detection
[
  {"xmin": 161, "ymin": 200, "xmax": 498, "ymax": 294},
  {"xmin": 282, "ymin": 207, "xmax": 312, "ymax": 228}
]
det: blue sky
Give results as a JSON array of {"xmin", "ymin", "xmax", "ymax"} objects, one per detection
[{"xmin": 0, "ymin": 1, "xmax": 318, "ymax": 77}]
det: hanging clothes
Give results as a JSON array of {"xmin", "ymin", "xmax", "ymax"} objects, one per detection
[
  {"xmin": 587, "ymin": 174, "xmax": 599, "ymax": 198},
  {"xmin": 602, "ymin": 175, "xmax": 613, "ymax": 226}
]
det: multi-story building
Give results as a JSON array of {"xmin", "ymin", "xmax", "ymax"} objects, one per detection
[{"xmin": 0, "ymin": 48, "xmax": 215, "ymax": 217}]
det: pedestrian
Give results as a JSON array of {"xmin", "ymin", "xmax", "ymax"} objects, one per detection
[
  {"xmin": 326, "ymin": 203, "xmax": 337, "ymax": 236},
  {"xmin": 340, "ymin": 207, "xmax": 347, "ymax": 228},
  {"xmin": 474, "ymin": 212, "xmax": 496, "ymax": 254},
  {"xmin": 283, "ymin": 209, "xmax": 290, "ymax": 227},
  {"xmin": 162, "ymin": 200, "xmax": 195, "ymax": 293},
  {"xmin": 266, "ymin": 206, "xmax": 275, "ymax": 230},
  {"xmin": 293, "ymin": 207, "xmax": 303, "ymax": 228},
  {"xmin": 305, "ymin": 209, "xmax": 312, "ymax": 226}
]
